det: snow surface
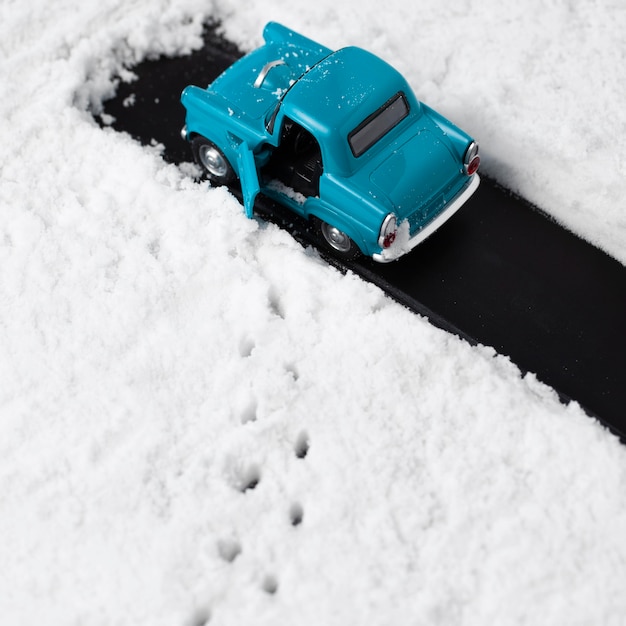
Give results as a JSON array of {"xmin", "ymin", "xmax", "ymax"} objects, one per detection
[{"xmin": 1, "ymin": 1, "xmax": 625, "ymax": 625}]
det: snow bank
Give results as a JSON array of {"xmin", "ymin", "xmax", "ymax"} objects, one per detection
[{"xmin": 1, "ymin": 1, "xmax": 625, "ymax": 625}]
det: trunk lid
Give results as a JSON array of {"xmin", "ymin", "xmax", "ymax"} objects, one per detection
[{"xmin": 369, "ymin": 129, "xmax": 460, "ymax": 222}]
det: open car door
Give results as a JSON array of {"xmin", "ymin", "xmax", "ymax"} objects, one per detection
[{"xmin": 237, "ymin": 142, "xmax": 260, "ymax": 218}]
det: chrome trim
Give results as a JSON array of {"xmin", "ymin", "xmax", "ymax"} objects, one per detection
[
  {"xmin": 463, "ymin": 141, "xmax": 479, "ymax": 174},
  {"xmin": 180, "ymin": 125, "xmax": 188, "ymax": 141},
  {"xmin": 464, "ymin": 141, "xmax": 479, "ymax": 164},
  {"xmin": 378, "ymin": 213, "xmax": 397, "ymax": 248},
  {"xmin": 372, "ymin": 175, "xmax": 480, "ymax": 263},
  {"xmin": 254, "ymin": 60, "xmax": 286, "ymax": 88}
]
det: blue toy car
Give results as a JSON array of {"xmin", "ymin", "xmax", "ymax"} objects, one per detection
[{"xmin": 181, "ymin": 22, "xmax": 480, "ymax": 262}]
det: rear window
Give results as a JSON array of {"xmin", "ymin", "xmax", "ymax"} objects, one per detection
[{"xmin": 348, "ymin": 92, "xmax": 410, "ymax": 157}]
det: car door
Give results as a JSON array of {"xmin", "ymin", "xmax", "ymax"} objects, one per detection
[{"xmin": 236, "ymin": 142, "xmax": 260, "ymax": 218}]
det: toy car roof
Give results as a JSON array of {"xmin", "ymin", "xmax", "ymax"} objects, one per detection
[{"xmin": 282, "ymin": 46, "xmax": 412, "ymax": 141}]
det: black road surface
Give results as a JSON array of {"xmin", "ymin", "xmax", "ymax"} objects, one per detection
[{"xmin": 99, "ymin": 23, "xmax": 626, "ymax": 440}]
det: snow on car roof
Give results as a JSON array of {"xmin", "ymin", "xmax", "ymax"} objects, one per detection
[{"xmin": 282, "ymin": 46, "xmax": 412, "ymax": 140}]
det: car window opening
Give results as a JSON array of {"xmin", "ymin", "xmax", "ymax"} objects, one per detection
[{"xmin": 348, "ymin": 92, "xmax": 410, "ymax": 157}]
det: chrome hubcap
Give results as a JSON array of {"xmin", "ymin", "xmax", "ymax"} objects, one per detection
[
  {"xmin": 199, "ymin": 145, "xmax": 228, "ymax": 178},
  {"xmin": 321, "ymin": 223, "xmax": 351, "ymax": 252}
]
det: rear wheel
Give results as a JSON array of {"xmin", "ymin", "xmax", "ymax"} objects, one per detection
[
  {"xmin": 192, "ymin": 136, "xmax": 236, "ymax": 185},
  {"xmin": 313, "ymin": 217, "xmax": 361, "ymax": 260}
]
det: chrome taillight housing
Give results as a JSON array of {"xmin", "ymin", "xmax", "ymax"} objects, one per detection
[
  {"xmin": 463, "ymin": 141, "xmax": 480, "ymax": 176},
  {"xmin": 378, "ymin": 213, "xmax": 398, "ymax": 249}
]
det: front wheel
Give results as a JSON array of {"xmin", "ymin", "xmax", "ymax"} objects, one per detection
[
  {"xmin": 192, "ymin": 136, "xmax": 236, "ymax": 185},
  {"xmin": 313, "ymin": 217, "xmax": 361, "ymax": 261}
]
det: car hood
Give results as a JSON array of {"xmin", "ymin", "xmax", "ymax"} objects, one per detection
[{"xmin": 369, "ymin": 129, "xmax": 460, "ymax": 219}]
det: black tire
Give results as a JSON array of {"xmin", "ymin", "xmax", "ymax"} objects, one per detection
[
  {"xmin": 313, "ymin": 217, "xmax": 361, "ymax": 260},
  {"xmin": 191, "ymin": 136, "xmax": 236, "ymax": 185}
]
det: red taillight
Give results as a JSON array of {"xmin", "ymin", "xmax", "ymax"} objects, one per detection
[
  {"xmin": 467, "ymin": 154, "xmax": 480, "ymax": 176},
  {"xmin": 379, "ymin": 214, "xmax": 398, "ymax": 249},
  {"xmin": 383, "ymin": 232, "xmax": 396, "ymax": 248}
]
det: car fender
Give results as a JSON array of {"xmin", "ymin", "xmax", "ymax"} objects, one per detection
[
  {"xmin": 304, "ymin": 197, "xmax": 372, "ymax": 256},
  {"xmin": 421, "ymin": 103, "xmax": 472, "ymax": 162},
  {"xmin": 182, "ymin": 86, "xmax": 268, "ymax": 170},
  {"xmin": 262, "ymin": 22, "xmax": 332, "ymax": 58}
]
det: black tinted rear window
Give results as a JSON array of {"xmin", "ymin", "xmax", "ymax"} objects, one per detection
[{"xmin": 348, "ymin": 92, "xmax": 409, "ymax": 157}]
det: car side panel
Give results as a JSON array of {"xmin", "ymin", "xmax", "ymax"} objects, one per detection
[
  {"xmin": 304, "ymin": 174, "xmax": 390, "ymax": 256},
  {"xmin": 303, "ymin": 197, "xmax": 372, "ymax": 255}
]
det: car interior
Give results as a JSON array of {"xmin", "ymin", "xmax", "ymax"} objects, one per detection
[{"xmin": 262, "ymin": 119, "xmax": 323, "ymax": 198}]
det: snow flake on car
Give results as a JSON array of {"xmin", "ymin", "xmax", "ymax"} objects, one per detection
[{"xmin": 181, "ymin": 22, "xmax": 480, "ymax": 262}]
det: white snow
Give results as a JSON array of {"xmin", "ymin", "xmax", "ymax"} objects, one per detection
[{"xmin": 1, "ymin": 1, "xmax": 625, "ymax": 625}]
